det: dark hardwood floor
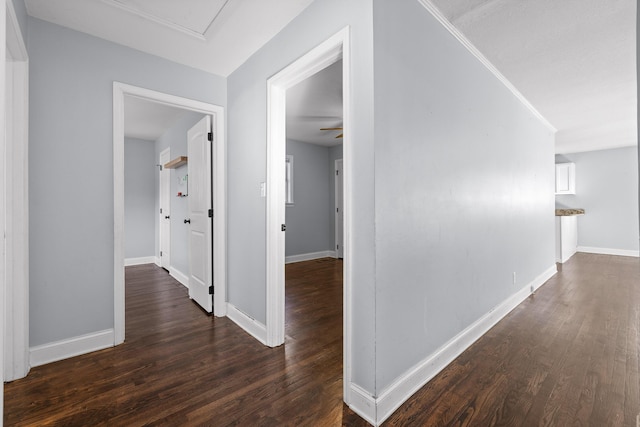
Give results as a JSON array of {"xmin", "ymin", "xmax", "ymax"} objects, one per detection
[
  {"xmin": 343, "ymin": 253, "xmax": 640, "ymax": 426},
  {"xmin": 5, "ymin": 253, "xmax": 640, "ymax": 426}
]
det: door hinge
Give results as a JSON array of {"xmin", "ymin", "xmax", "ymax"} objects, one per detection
[
  {"xmin": 336, "ymin": 245, "xmax": 339, "ymax": 250},
  {"xmin": 208, "ymin": 132, "xmax": 213, "ymax": 142},
  {"xmin": 208, "ymin": 209, "xmax": 213, "ymax": 218},
  {"xmin": 281, "ymin": 224, "xmax": 286, "ymax": 231},
  {"xmin": 160, "ymin": 251, "xmax": 163, "ymax": 256},
  {"xmin": 209, "ymin": 285, "xmax": 214, "ymax": 295},
  {"xmin": 336, "ymin": 170, "xmax": 339, "ymax": 175},
  {"xmin": 160, "ymin": 208, "xmax": 163, "ymax": 214}
]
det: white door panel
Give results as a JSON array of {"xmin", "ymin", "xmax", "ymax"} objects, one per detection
[
  {"xmin": 187, "ymin": 116, "xmax": 213, "ymax": 313},
  {"xmin": 159, "ymin": 148, "xmax": 171, "ymax": 269}
]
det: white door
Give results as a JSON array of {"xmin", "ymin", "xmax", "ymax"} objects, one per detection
[
  {"xmin": 159, "ymin": 148, "xmax": 171, "ymax": 270},
  {"xmin": 335, "ymin": 159, "xmax": 344, "ymax": 259},
  {"xmin": 187, "ymin": 116, "xmax": 213, "ymax": 313}
]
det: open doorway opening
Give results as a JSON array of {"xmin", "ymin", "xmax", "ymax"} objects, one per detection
[
  {"xmin": 266, "ymin": 27, "xmax": 353, "ymax": 404},
  {"xmin": 113, "ymin": 83, "xmax": 227, "ymax": 345},
  {"xmin": 123, "ymin": 105, "xmax": 214, "ymax": 313},
  {"xmin": 283, "ymin": 57, "xmax": 344, "ymax": 409}
]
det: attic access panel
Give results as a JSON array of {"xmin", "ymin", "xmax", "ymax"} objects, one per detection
[{"xmin": 106, "ymin": 0, "xmax": 228, "ymax": 35}]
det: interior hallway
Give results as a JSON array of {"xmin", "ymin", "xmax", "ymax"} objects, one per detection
[
  {"xmin": 4, "ymin": 254, "xmax": 639, "ymax": 425},
  {"xmin": 4, "ymin": 258, "xmax": 344, "ymax": 426}
]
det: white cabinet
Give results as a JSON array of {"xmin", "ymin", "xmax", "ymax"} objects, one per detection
[
  {"xmin": 555, "ymin": 162, "xmax": 575, "ymax": 195},
  {"xmin": 555, "ymin": 215, "xmax": 578, "ymax": 263}
]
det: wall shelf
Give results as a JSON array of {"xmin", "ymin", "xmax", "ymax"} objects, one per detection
[{"xmin": 164, "ymin": 156, "xmax": 188, "ymax": 169}]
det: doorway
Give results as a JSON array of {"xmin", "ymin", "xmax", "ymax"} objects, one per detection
[
  {"xmin": 113, "ymin": 83, "xmax": 227, "ymax": 345},
  {"xmin": 266, "ymin": 27, "xmax": 353, "ymax": 404}
]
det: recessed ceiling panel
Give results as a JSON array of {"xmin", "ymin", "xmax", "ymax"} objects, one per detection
[{"xmin": 105, "ymin": 0, "xmax": 228, "ymax": 36}]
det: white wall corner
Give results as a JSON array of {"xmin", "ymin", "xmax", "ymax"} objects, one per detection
[
  {"xmin": 348, "ymin": 383, "xmax": 378, "ymax": 426},
  {"xmin": 285, "ymin": 250, "xmax": 337, "ymax": 264},
  {"xmin": 373, "ymin": 264, "xmax": 558, "ymax": 425},
  {"xmin": 30, "ymin": 329, "xmax": 115, "ymax": 367},
  {"xmin": 577, "ymin": 246, "xmax": 640, "ymax": 258},
  {"xmin": 226, "ymin": 303, "xmax": 267, "ymax": 345},
  {"xmin": 169, "ymin": 267, "xmax": 189, "ymax": 288},
  {"xmin": 154, "ymin": 256, "xmax": 161, "ymax": 267}
]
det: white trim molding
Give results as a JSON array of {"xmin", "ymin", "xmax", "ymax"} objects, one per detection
[
  {"xmin": 417, "ymin": 0, "xmax": 556, "ymax": 132},
  {"xmin": 4, "ymin": 0, "xmax": 30, "ymax": 383},
  {"xmin": 373, "ymin": 264, "xmax": 557, "ymax": 426},
  {"xmin": 30, "ymin": 329, "xmax": 115, "ymax": 368},
  {"xmin": 577, "ymin": 246, "xmax": 640, "ymax": 258},
  {"xmin": 285, "ymin": 250, "xmax": 336, "ymax": 264},
  {"xmin": 348, "ymin": 384, "xmax": 377, "ymax": 426},
  {"xmin": 124, "ymin": 256, "xmax": 158, "ymax": 266},
  {"xmin": 113, "ymin": 82, "xmax": 227, "ymax": 346},
  {"xmin": 226, "ymin": 303, "xmax": 267, "ymax": 345},
  {"xmin": 169, "ymin": 267, "xmax": 189, "ymax": 288}
]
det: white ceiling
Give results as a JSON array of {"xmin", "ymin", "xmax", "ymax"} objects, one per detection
[
  {"xmin": 286, "ymin": 60, "xmax": 343, "ymax": 147},
  {"xmin": 24, "ymin": 0, "xmax": 315, "ymax": 77},
  {"xmin": 429, "ymin": 0, "xmax": 637, "ymax": 154},
  {"xmin": 124, "ymin": 96, "xmax": 190, "ymax": 141},
  {"xmin": 23, "ymin": 0, "xmax": 637, "ymax": 153}
]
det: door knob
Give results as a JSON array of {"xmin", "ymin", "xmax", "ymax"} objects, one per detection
[
  {"xmin": 184, "ymin": 219, "xmax": 191, "ymax": 224},
  {"xmin": 165, "ymin": 216, "xmax": 170, "ymax": 219}
]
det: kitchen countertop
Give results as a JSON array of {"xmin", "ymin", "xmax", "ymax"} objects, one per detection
[{"xmin": 555, "ymin": 208, "xmax": 585, "ymax": 216}]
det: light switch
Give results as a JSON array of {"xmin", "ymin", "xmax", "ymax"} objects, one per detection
[{"xmin": 260, "ymin": 182, "xmax": 266, "ymax": 198}]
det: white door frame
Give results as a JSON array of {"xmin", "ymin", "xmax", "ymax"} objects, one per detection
[
  {"xmin": 266, "ymin": 27, "xmax": 353, "ymax": 403},
  {"xmin": 158, "ymin": 147, "xmax": 171, "ymax": 270},
  {"xmin": 113, "ymin": 83, "xmax": 227, "ymax": 345},
  {"xmin": 3, "ymin": 0, "xmax": 30, "ymax": 383}
]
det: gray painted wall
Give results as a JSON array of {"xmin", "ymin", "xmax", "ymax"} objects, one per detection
[
  {"xmin": 556, "ymin": 147, "xmax": 639, "ymax": 252},
  {"xmin": 372, "ymin": 0, "xmax": 556, "ymax": 392},
  {"xmin": 28, "ymin": 17, "xmax": 226, "ymax": 347},
  {"xmin": 153, "ymin": 112, "xmax": 206, "ymax": 275},
  {"xmin": 227, "ymin": 0, "xmax": 376, "ymax": 392},
  {"xmin": 285, "ymin": 140, "xmax": 333, "ymax": 257},
  {"xmin": 124, "ymin": 138, "xmax": 156, "ymax": 259}
]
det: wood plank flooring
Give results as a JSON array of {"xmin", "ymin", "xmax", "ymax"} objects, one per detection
[
  {"xmin": 4, "ymin": 258, "xmax": 343, "ymax": 426},
  {"xmin": 343, "ymin": 253, "xmax": 640, "ymax": 426},
  {"xmin": 5, "ymin": 253, "xmax": 640, "ymax": 426}
]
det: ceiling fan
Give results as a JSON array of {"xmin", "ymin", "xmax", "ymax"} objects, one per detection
[{"xmin": 320, "ymin": 127, "xmax": 343, "ymax": 139}]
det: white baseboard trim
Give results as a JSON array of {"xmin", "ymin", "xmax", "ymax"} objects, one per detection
[
  {"xmin": 530, "ymin": 264, "xmax": 558, "ymax": 293},
  {"xmin": 30, "ymin": 329, "xmax": 114, "ymax": 367},
  {"xmin": 577, "ymin": 246, "xmax": 640, "ymax": 258},
  {"xmin": 375, "ymin": 264, "xmax": 558, "ymax": 425},
  {"xmin": 154, "ymin": 257, "xmax": 161, "ymax": 267},
  {"xmin": 226, "ymin": 303, "xmax": 267, "ymax": 345},
  {"xmin": 169, "ymin": 267, "xmax": 189, "ymax": 288},
  {"xmin": 124, "ymin": 256, "xmax": 157, "ymax": 266},
  {"xmin": 285, "ymin": 250, "xmax": 336, "ymax": 264},
  {"xmin": 348, "ymin": 383, "xmax": 377, "ymax": 426}
]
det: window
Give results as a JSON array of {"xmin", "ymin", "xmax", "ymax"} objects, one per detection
[{"xmin": 285, "ymin": 155, "xmax": 294, "ymax": 205}]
